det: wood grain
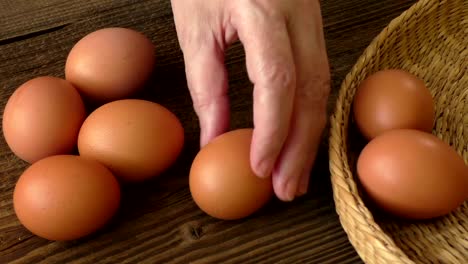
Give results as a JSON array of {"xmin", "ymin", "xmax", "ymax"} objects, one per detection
[{"xmin": 0, "ymin": 0, "xmax": 417, "ymax": 263}]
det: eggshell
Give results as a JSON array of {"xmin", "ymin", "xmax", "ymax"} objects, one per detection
[
  {"xmin": 77, "ymin": 99, "xmax": 184, "ymax": 182},
  {"xmin": 353, "ymin": 69, "xmax": 435, "ymax": 140},
  {"xmin": 13, "ymin": 155, "xmax": 121, "ymax": 241},
  {"xmin": 189, "ymin": 128, "xmax": 274, "ymax": 220},
  {"xmin": 65, "ymin": 27, "xmax": 155, "ymax": 103},
  {"xmin": 2, "ymin": 76, "xmax": 86, "ymax": 163},
  {"xmin": 357, "ymin": 129, "xmax": 468, "ymax": 220}
]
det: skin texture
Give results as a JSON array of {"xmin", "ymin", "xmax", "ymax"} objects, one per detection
[{"xmin": 171, "ymin": 0, "xmax": 331, "ymax": 201}]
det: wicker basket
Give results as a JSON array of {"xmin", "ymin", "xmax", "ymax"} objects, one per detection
[{"xmin": 328, "ymin": 0, "xmax": 467, "ymax": 263}]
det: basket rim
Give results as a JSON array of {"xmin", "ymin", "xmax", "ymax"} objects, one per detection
[{"xmin": 327, "ymin": 0, "xmax": 444, "ymax": 263}]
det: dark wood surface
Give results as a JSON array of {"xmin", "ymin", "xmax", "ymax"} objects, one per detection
[{"xmin": 0, "ymin": 1, "xmax": 417, "ymax": 263}]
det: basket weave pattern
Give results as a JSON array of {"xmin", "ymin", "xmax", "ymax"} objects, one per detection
[{"xmin": 328, "ymin": 0, "xmax": 467, "ymax": 263}]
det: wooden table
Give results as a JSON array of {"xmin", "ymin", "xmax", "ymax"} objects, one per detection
[{"xmin": 0, "ymin": 0, "xmax": 417, "ymax": 263}]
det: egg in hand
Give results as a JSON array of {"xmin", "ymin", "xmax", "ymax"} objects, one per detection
[{"xmin": 189, "ymin": 128, "xmax": 274, "ymax": 220}]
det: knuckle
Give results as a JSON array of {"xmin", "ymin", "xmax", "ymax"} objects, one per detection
[
  {"xmin": 190, "ymin": 94, "xmax": 206, "ymax": 112},
  {"xmin": 191, "ymin": 90, "xmax": 227, "ymax": 115},
  {"xmin": 192, "ymin": 92, "xmax": 214, "ymax": 111},
  {"xmin": 179, "ymin": 30, "xmax": 206, "ymax": 52},
  {"xmin": 296, "ymin": 72, "xmax": 331, "ymax": 108},
  {"xmin": 261, "ymin": 64, "xmax": 296, "ymax": 94},
  {"xmin": 236, "ymin": 0, "xmax": 284, "ymax": 20}
]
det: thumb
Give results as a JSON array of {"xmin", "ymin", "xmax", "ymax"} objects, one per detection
[{"xmin": 183, "ymin": 40, "xmax": 230, "ymax": 147}]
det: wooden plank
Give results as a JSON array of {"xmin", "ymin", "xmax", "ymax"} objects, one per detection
[{"xmin": 0, "ymin": 0, "xmax": 417, "ymax": 263}]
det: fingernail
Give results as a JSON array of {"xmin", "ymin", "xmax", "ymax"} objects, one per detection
[
  {"xmin": 296, "ymin": 184, "xmax": 307, "ymax": 197},
  {"xmin": 283, "ymin": 181, "xmax": 296, "ymax": 202},
  {"xmin": 255, "ymin": 159, "xmax": 273, "ymax": 178},
  {"xmin": 296, "ymin": 171, "xmax": 310, "ymax": 197}
]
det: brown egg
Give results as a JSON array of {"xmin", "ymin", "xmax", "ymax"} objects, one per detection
[
  {"xmin": 357, "ymin": 129, "xmax": 467, "ymax": 219},
  {"xmin": 353, "ymin": 69, "xmax": 435, "ymax": 140},
  {"xmin": 13, "ymin": 155, "xmax": 121, "ymax": 241},
  {"xmin": 77, "ymin": 99, "xmax": 184, "ymax": 182},
  {"xmin": 65, "ymin": 27, "xmax": 155, "ymax": 103},
  {"xmin": 2, "ymin": 76, "xmax": 86, "ymax": 163},
  {"xmin": 189, "ymin": 128, "xmax": 274, "ymax": 220}
]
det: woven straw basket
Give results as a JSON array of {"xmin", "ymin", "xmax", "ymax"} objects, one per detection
[{"xmin": 328, "ymin": 0, "xmax": 467, "ymax": 263}]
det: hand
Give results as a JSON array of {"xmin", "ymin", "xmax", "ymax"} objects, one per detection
[{"xmin": 171, "ymin": 0, "xmax": 330, "ymax": 202}]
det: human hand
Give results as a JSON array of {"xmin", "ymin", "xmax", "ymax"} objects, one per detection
[{"xmin": 171, "ymin": 0, "xmax": 330, "ymax": 202}]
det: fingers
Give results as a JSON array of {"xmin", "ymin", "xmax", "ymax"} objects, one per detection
[
  {"xmin": 296, "ymin": 143, "xmax": 319, "ymax": 196},
  {"xmin": 171, "ymin": 1, "xmax": 232, "ymax": 147},
  {"xmin": 272, "ymin": 1, "xmax": 330, "ymax": 201},
  {"xmin": 231, "ymin": 5, "xmax": 296, "ymax": 179},
  {"xmin": 172, "ymin": 1, "xmax": 330, "ymax": 204},
  {"xmin": 177, "ymin": 29, "xmax": 230, "ymax": 147},
  {"xmin": 273, "ymin": 108, "xmax": 327, "ymax": 201},
  {"xmin": 297, "ymin": 167, "xmax": 311, "ymax": 197},
  {"xmin": 184, "ymin": 44, "xmax": 230, "ymax": 147}
]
